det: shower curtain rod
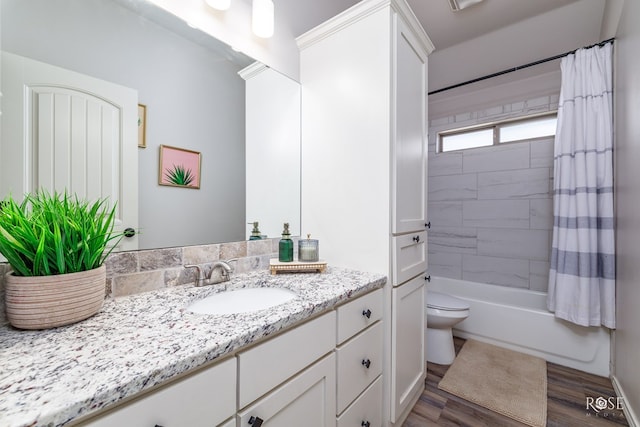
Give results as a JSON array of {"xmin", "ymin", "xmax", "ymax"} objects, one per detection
[{"xmin": 428, "ymin": 37, "xmax": 615, "ymax": 96}]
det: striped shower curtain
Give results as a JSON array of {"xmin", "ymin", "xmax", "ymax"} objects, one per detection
[{"xmin": 547, "ymin": 42, "xmax": 615, "ymax": 329}]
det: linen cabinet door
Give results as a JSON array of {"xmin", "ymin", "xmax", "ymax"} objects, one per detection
[
  {"xmin": 391, "ymin": 14, "xmax": 428, "ymax": 235},
  {"xmin": 238, "ymin": 354, "xmax": 336, "ymax": 427},
  {"xmin": 390, "ymin": 275, "xmax": 426, "ymax": 423}
]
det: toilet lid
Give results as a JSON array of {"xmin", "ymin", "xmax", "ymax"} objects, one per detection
[{"xmin": 427, "ymin": 291, "xmax": 470, "ymax": 311}]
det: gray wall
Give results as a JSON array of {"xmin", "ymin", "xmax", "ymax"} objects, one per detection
[
  {"xmin": 1, "ymin": 0, "xmax": 246, "ymax": 249},
  {"xmin": 428, "ymin": 93, "xmax": 559, "ymax": 291},
  {"xmin": 613, "ymin": 0, "xmax": 640, "ymax": 420}
]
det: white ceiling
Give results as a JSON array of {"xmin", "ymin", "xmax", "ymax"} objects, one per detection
[
  {"xmin": 281, "ymin": 0, "xmax": 599, "ymax": 46},
  {"xmin": 407, "ymin": 0, "xmax": 584, "ymax": 51},
  {"xmin": 278, "ymin": 0, "xmax": 611, "ymax": 92}
]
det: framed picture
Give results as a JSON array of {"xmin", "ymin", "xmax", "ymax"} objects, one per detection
[
  {"xmin": 138, "ymin": 104, "xmax": 147, "ymax": 148},
  {"xmin": 158, "ymin": 145, "xmax": 201, "ymax": 189}
]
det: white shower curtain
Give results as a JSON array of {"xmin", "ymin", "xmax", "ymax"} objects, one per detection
[{"xmin": 547, "ymin": 42, "xmax": 615, "ymax": 329}]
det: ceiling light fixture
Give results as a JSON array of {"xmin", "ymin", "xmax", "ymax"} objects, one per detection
[
  {"xmin": 448, "ymin": 0, "xmax": 484, "ymax": 12},
  {"xmin": 205, "ymin": 0, "xmax": 231, "ymax": 11},
  {"xmin": 252, "ymin": 0, "xmax": 274, "ymax": 38}
]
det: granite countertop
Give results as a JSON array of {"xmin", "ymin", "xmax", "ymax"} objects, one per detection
[{"xmin": 0, "ymin": 267, "xmax": 386, "ymax": 427}]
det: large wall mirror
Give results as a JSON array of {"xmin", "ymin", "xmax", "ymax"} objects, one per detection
[{"xmin": 0, "ymin": 0, "xmax": 301, "ymax": 251}]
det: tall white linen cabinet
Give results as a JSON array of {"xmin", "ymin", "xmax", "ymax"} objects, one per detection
[{"xmin": 298, "ymin": 0, "xmax": 433, "ymax": 425}]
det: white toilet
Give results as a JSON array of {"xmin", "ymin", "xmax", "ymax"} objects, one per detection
[{"xmin": 426, "ymin": 291, "xmax": 470, "ymax": 365}]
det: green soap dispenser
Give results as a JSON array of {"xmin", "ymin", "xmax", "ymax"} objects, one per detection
[
  {"xmin": 278, "ymin": 223, "xmax": 294, "ymax": 262},
  {"xmin": 248, "ymin": 221, "xmax": 262, "ymax": 240}
]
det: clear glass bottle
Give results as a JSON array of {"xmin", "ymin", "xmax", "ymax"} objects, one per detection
[
  {"xmin": 278, "ymin": 223, "xmax": 294, "ymax": 262},
  {"xmin": 298, "ymin": 234, "xmax": 319, "ymax": 262}
]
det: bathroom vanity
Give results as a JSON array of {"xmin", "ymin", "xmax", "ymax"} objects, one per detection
[{"xmin": 0, "ymin": 268, "xmax": 386, "ymax": 427}]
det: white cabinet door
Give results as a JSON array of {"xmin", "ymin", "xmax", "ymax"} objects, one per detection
[
  {"xmin": 391, "ymin": 15, "xmax": 428, "ymax": 235},
  {"xmin": 79, "ymin": 357, "xmax": 236, "ymax": 427},
  {"xmin": 1, "ymin": 51, "xmax": 139, "ymax": 251},
  {"xmin": 237, "ymin": 311, "xmax": 335, "ymax": 408},
  {"xmin": 390, "ymin": 275, "xmax": 426, "ymax": 423},
  {"xmin": 238, "ymin": 354, "xmax": 336, "ymax": 427}
]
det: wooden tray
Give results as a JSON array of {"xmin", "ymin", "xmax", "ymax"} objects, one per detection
[{"xmin": 269, "ymin": 259, "xmax": 327, "ymax": 275}]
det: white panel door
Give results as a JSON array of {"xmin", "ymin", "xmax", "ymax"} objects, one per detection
[
  {"xmin": 391, "ymin": 15, "xmax": 428, "ymax": 235},
  {"xmin": 1, "ymin": 52, "xmax": 138, "ymax": 250},
  {"xmin": 390, "ymin": 274, "xmax": 426, "ymax": 422}
]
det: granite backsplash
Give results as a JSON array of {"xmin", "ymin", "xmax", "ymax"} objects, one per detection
[{"xmin": 0, "ymin": 237, "xmax": 291, "ymax": 325}]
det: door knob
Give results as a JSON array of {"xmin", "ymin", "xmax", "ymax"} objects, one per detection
[
  {"xmin": 362, "ymin": 309, "xmax": 372, "ymax": 319},
  {"xmin": 362, "ymin": 358, "xmax": 371, "ymax": 369},
  {"xmin": 413, "ymin": 235, "xmax": 420, "ymax": 243},
  {"xmin": 123, "ymin": 227, "xmax": 136, "ymax": 238},
  {"xmin": 362, "ymin": 422, "xmax": 371, "ymax": 427}
]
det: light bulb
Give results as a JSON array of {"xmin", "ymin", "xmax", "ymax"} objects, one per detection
[
  {"xmin": 252, "ymin": 0, "xmax": 274, "ymax": 38},
  {"xmin": 205, "ymin": 0, "xmax": 230, "ymax": 11}
]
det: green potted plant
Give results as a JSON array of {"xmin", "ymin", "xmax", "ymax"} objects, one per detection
[{"xmin": 0, "ymin": 191, "xmax": 122, "ymax": 329}]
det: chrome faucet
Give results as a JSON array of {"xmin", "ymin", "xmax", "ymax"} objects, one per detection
[{"xmin": 184, "ymin": 259, "xmax": 236, "ymax": 287}]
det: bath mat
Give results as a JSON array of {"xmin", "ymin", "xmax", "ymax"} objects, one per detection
[{"xmin": 438, "ymin": 339, "xmax": 547, "ymax": 427}]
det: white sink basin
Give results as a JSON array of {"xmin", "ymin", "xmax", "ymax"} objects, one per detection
[{"xmin": 186, "ymin": 287, "xmax": 298, "ymax": 315}]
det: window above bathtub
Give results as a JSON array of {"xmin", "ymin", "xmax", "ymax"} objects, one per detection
[{"xmin": 437, "ymin": 111, "xmax": 557, "ymax": 153}]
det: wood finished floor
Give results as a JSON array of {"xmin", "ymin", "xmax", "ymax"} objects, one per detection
[{"xmin": 403, "ymin": 337, "xmax": 628, "ymax": 427}]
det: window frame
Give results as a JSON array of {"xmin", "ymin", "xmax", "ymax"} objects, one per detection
[{"xmin": 437, "ymin": 111, "xmax": 557, "ymax": 153}]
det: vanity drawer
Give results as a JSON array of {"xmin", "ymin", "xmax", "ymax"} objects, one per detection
[
  {"xmin": 392, "ymin": 231, "xmax": 427, "ymax": 286},
  {"xmin": 238, "ymin": 311, "xmax": 336, "ymax": 408},
  {"xmin": 79, "ymin": 357, "xmax": 236, "ymax": 427},
  {"xmin": 337, "ymin": 376, "xmax": 383, "ymax": 427},
  {"xmin": 336, "ymin": 321, "xmax": 383, "ymax": 413},
  {"xmin": 336, "ymin": 288, "xmax": 383, "ymax": 344}
]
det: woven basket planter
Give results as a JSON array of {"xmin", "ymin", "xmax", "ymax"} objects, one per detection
[{"xmin": 5, "ymin": 265, "xmax": 106, "ymax": 330}]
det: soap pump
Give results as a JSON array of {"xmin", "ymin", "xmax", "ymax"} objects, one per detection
[
  {"xmin": 248, "ymin": 222, "xmax": 262, "ymax": 240},
  {"xmin": 278, "ymin": 222, "xmax": 294, "ymax": 262}
]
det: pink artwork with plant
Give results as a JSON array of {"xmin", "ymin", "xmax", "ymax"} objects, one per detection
[{"xmin": 159, "ymin": 145, "xmax": 201, "ymax": 189}]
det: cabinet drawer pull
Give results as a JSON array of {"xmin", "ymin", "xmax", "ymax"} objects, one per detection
[
  {"xmin": 248, "ymin": 416, "xmax": 264, "ymax": 427},
  {"xmin": 362, "ymin": 422, "xmax": 371, "ymax": 427},
  {"xmin": 413, "ymin": 235, "xmax": 420, "ymax": 243},
  {"xmin": 361, "ymin": 358, "xmax": 371, "ymax": 369},
  {"xmin": 362, "ymin": 309, "xmax": 372, "ymax": 319}
]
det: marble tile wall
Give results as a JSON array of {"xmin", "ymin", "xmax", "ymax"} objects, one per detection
[
  {"xmin": 0, "ymin": 238, "xmax": 283, "ymax": 324},
  {"xmin": 428, "ymin": 94, "xmax": 558, "ymax": 291},
  {"xmin": 105, "ymin": 238, "xmax": 282, "ymax": 297}
]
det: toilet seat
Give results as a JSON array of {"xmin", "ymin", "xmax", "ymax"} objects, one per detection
[{"xmin": 427, "ymin": 291, "xmax": 470, "ymax": 311}]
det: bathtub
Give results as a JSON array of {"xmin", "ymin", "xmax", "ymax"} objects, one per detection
[{"xmin": 428, "ymin": 276, "xmax": 611, "ymax": 377}]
